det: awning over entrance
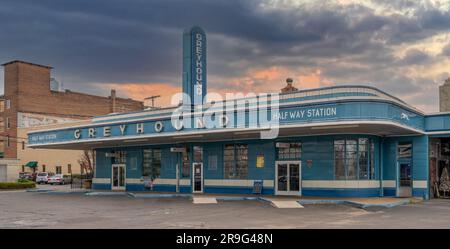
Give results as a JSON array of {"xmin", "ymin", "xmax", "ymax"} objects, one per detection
[{"xmin": 25, "ymin": 161, "xmax": 38, "ymax": 168}]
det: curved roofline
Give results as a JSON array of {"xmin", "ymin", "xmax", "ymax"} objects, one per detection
[
  {"xmin": 93, "ymin": 84, "xmax": 423, "ymax": 121},
  {"xmin": 279, "ymin": 84, "xmax": 408, "ymax": 105}
]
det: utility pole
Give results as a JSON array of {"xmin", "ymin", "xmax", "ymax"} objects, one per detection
[{"xmin": 144, "ymin": 95, "xmax": 161, "ymax": 109}]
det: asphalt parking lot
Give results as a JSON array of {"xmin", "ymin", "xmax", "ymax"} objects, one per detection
[{"xmin": 1, "ymin": 190, "xmax": 450, "ymax": 228}]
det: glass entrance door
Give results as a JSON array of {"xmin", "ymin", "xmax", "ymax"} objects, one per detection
[
  {"xmin": 398, "ymin": 162, "xmax": 412, "ymax": 197},
  {"xmin": 276, "ymin": 161, "xmax": 301, "ymax": 195},
  {"xmin": 192, "ymin": 162, "xmax": 203, "ymax": 193},
  {"xmin": 112, "ymin": 164, "xmax": 126, "ymax": 190}
]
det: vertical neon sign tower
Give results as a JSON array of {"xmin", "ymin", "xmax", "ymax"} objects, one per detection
[{"xmin": 182, "ymin": 26, "xmax": 207, "ymax": 109}]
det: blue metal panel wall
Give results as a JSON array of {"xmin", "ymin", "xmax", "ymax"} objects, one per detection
[
  {"xmin": 95, "ymin": 149, "xmax": 111, "ymax": 178},
  {"xmin": 203, "ymin": 143, "xmax": 223, "ymax": 179},
  {"xmin": 382, "ymin": 139, "xmax": 397, "ymax": 181},
  {"xmin": 301, "ymin": 136, "xmax": 334, "ymax": 180},
  {"xmin": 425, "ymin": 114, "xmax": 450, "ymax": 132},
  {"xmin": 126, "ymin": 149, "xmax": 142, "ymax": 178},
  {"xmin": 248, "ymin": 141, "xmax": 275, "ymax": 180},
  {"xmin": 160, "ymin": 146, "xmax": 177, "ymax": 179}
]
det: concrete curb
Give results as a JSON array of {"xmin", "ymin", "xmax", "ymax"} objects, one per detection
[
  {"xmin": 0, "ymin": 189, "xmax": 27, "ymax": 193},
  {"xmin": 298, "ymin": 199, "xmax": 415, "ymax": 209},
  {"xmin": 128, "ymin": 192, "xmax": 192, "ymax": 199},
  {"xmin": 215, "ymin": 196, "xmax": 259, "ymax": 201},
  {"xmin": 85, "ymin": 191, "xmax": 128, "ymax": 196},
  {"xmin": 26, "ymin": 189, "xmax": 54, "ymax": 193},
  {"xmin": 258, "ymin": 197, "xmax": 276, "ymax": 205},
  {"xmin": 46, "ymin": 191, "xmax": 89, "ymax": 195}
]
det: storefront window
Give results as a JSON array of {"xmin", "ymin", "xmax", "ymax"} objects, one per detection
[
  {"xmin": 142, "ymin": 149, "xmax": 161, "ymax": 179},
  {"xmin": 398, "ymin": 142, "xmax": 412, "ymax": 159},
  {"xmin": 224, "ymin": 144, "xmax": 248, "ymax": 179},
  {"xmin": 193, "ymin": 146, "xmax": 203, "ymax": 162},
  {"xmin": 224, "ymin": 145, "xmax": 234, "ymax": 178},
  {"xmin": 346, "ymin": 140, "xmax": 357, "ymax": 180},
  {"xmin": 334, "ymin": 138, "xmax": 375, "ymax": 180},
  {"xmin": 113, "ymin": 151, "xmax": 126, "ymax": 164},
  {"xmin": 358, "ymin": 138, "xmax": 368, "ymax": 179},
  {"xmin": 370, "ymin": 142, "xmax": 375, "ymax": 179},
  {"xmin": 182, "ymin": 147, "xmax": 190, "ymax": 178},
  {"xmin": 277, "ymin": 142, "xmax": 301, "ymax": 159},
  {"xmin": 334, "ymin": 140, "xmax": 346, "ymax": 179}
]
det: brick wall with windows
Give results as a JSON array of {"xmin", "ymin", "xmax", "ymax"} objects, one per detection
[{"xmin": 1, "ymin": 60, "xmax": 144, "ymax": 159}]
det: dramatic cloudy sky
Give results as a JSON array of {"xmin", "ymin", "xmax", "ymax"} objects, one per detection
[{"xmin": 1, "ymin": 0, "xmax": 450, "ymax": 112}]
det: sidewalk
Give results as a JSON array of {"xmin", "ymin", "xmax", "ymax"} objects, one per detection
[{"xmin": 27, "ymin": 187, "xmax": 423, "ymax": 209}]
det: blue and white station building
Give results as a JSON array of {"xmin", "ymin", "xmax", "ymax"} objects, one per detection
[{"xmin": 28, "ymin": 27, "xmax": 450, "ymax": 199}]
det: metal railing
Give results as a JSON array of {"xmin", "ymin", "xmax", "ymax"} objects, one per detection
[{"xmin": 70, "ymin": 173, "xmax": 93, "ymax": 189}]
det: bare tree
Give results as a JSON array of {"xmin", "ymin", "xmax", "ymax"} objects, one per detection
[{"xmin": 78, "ymin": 150, "xmax": 94, "ymax": 175}]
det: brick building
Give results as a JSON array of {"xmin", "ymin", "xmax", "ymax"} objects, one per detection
[{"xmin": 0, "ymin": 60, "xmax": 143, "ymax": 181}]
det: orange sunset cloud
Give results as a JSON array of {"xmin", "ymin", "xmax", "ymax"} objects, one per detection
[
  {"xmin": 103, "ymin": 83, "xmax": 181, "ymax": 108},
  {"xmin": 102, "ymin": 66, "xmax": 334, "ymax": 108},
  {"xmin": 213, "ymin": 66, "xmax": 333, "ymax": 94}
]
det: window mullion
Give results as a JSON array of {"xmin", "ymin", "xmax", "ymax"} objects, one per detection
[
  {"xmin": 356, "ymin": 140, "xmax": 360, "ymax": 181},
  {"xmin": 344, "ymin": 139, "xmax": 348, "ymax": 180}
]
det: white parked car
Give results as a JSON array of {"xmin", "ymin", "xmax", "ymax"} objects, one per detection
[
  {"xmin": 48, "ymin": 174, "xmax": 66, "ymax": 185},
  {"xmin": 36, "ymin": 172, "xmax": 54, "ymax": 184}
]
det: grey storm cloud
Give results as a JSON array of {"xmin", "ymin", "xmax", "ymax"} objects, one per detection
[
  {"xmin": 0, "ymin": 0, "xmax": 449, "ymax": 111},
  {"xmin": 398, "ymin": 49, "xmax": 433, "ymax": 65},
  {"xmin": 442, "ymin": 43, "xmax": 450, "ymax": 57}
]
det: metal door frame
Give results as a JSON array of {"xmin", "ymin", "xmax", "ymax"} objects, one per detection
[
  {"xmin": 397, "ymin": 160, "xmax": 412, "ymax": 197},
  {"xmin": 111, "ymin": 163, "xmax": 126, "ymax": 190},
  {"xmin": 192, "ymin": 162, "xmax": 203, "ymax": 193},
  {"xmin": 275, "ymin": 161, "xmax": 302, "ymax": 196}
]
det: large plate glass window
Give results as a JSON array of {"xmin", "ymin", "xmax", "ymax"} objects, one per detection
[
  {"xmin": 182, "ymin": 147, "xmax": 190, "ymax": 178},
  {"xmin": 358, "ymin": 138, "xmax": 369, "ymax": 179},
  {"xmin": 277, "ymin": 142, "xmax": 301, "ymax": 160},
  {"xmin": 224, "ymin": 144, "xmax": 248, "ymax": 179},
  {"xmin": 334, "ymin": 138, "xmax": 375, "ymax": 180},
  {"xmin": 142, "ymin": 149, "xmax": 161, "ymax": 179},
  {"xmin": 334, "ymin": 140, "xmax": 346, "ymax": 180}
]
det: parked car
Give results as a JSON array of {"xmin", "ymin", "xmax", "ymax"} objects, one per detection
[
  {"xmin": 36, "ymin": 172, "xmax": 54, "ymax": 184},
  {"xmin": 19, "ymin": 172, "xmax": 33, "ymax": 181},
  {"xmin": 48, "ymin": 174, "xmax": 66, "ymax": 185}
]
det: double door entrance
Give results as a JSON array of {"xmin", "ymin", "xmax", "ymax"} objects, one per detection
[
  {"xmin": 112, "ymin": 164, "xmax": 126, "ymax": 190},
  {"xmin": 275, "ymin": 161, "xmax": 301, "ymax": 195}
]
